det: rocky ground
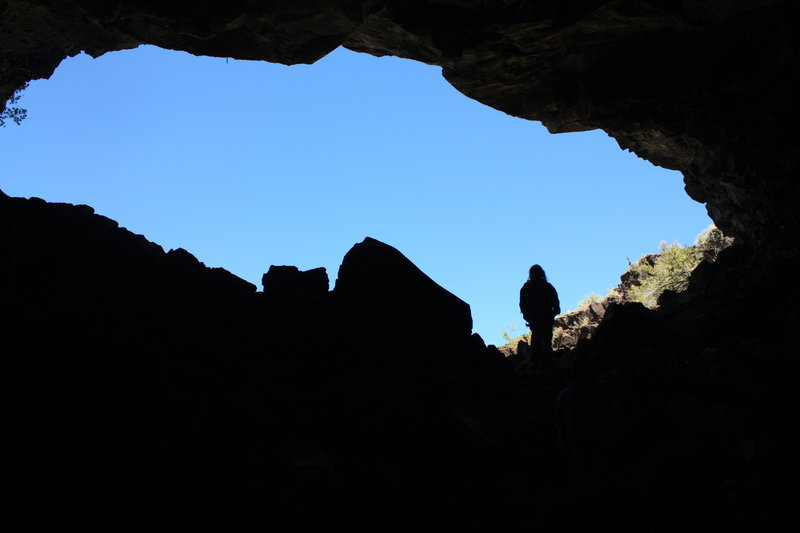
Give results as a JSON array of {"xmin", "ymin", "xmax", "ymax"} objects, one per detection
[{"xmin": 3, "ymin": 190, "xmax": 798, "ymax": 530}]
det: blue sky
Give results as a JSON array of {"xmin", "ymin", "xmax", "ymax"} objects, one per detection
[{"xmin": 0, "ymin": 45, "xmax": 712, "ymax": 346}]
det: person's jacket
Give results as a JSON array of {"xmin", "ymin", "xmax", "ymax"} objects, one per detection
[{"xmin": 519, "ymin": 279, "xmax": 560, "ymax": 323}]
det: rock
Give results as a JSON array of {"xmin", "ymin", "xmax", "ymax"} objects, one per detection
[
  {"xmin": 165, "ymin": 247, "xmax": 257, "ymax": 298},
  {"xmin": 262, "ymin": 265, "xmax": 328, "ymax": 298},
  {"xmin": 3, "ymin": 184, "xmax": 800, "ymax": 528},
  {"xmin": 332, "ymin": 237, "xmax": 475, "ymax": 365},
  {"xmin": 591, "ymin": 302, "xmax": 659, "ymax": 348},
  {"xmin": 259, "ymin": 265, "xmax": 331, "ymax": 337},
  {"xmin": 557, "ymin": 333, "xmax": 578, "ymax": 349},
  {"xmin": 589, "ymin": 302, "xmax": 606, "ymax": 319}
]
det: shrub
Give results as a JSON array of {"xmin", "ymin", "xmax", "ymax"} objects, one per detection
[
  {"xmin": 501, "ymin": 323, "xmax": 531, "ymax": 346},
  {"xmin": 1, "ymin": 82, "xmax": 28, "ymax": 127},
  {"xmin": 695, "ymin": 225, "xmax": 735, "ymax": 262},
  {"xmin": 628, "ymin": 241, "xmax": 700, "ymax": 308}
]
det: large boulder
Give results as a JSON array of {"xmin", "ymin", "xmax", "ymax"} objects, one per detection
[
  {"xmin": 333, "ymin": 237, "xmax": 473, "ymax": 360},
  {"xmin": 262, "ymin": 265, "xmax": 329, "ymax": 298}
]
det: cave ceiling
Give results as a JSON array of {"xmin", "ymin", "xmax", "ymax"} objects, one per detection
[{"xmin": 1, "ymin": 0, "xmax": 798, "ymax": 250}]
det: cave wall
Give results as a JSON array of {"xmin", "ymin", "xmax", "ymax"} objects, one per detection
[{"xmin": 1, "ymin": 0, "xmax": 798, "ymax": 249}]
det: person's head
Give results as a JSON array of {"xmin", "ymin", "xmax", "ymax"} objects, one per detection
[{"xmin": 529, "ymin": 264, "xmax": 546, "ymax": 281}]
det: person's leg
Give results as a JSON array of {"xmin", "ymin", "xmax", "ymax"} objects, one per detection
[
  {"xmin": 529, "ymin": 322, "xmax": 545, "ymax": 370},
  {"xmin": 542, "ymin": 317, "xmax": 554, "ymax": 354},
  {"xmin": 530, "ymin": 319, "xmax": 554, "ymax": 371}
]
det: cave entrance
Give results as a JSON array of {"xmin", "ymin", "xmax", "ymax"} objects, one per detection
[{"xmin": 0, "ymin": 45, "xmax": 712, "ymax": 345}]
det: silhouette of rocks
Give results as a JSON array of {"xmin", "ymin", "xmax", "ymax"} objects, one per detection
[
  {"xmin": 543, "ymin": 245, "xmax": 800, "ymax": 531},
  {"xmin": 548, "ymin": 237, "xmax": 728, "ymax": 353},
  {"xmin": 3, "ymin": 189, "xmax": 799, "ymax": 529},
  {"xmin": 1, "ymin": 192, "xmax": 533, "ymax": 529},
  {"xmin": 262, "ymin": 265, "xmax": 329, "ymax": 297},
  {"xmin": 332, "ymin": 237, "xmax": 475, "ymax": 362}
]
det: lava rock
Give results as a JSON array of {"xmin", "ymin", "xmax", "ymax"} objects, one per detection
[
  {"xmin": 333, "ymin": 237, "xmax": 473, "ymax": 360},
  {"xmin": 262, "ymin": 265, "xmax": 329, "ymax": 298}
]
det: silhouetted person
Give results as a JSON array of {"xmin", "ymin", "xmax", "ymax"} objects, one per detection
[{"xmin": 519, "ymin": 264, "xmax": 560, "ymax": 362}]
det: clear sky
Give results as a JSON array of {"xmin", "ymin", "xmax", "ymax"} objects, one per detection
[{"xmin": 0, "ymin": 45, "xmax": 712, "ymax": 346}]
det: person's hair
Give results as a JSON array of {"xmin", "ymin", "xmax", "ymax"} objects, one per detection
[{"xmin": 529, "ymin": 264, "xmax": 546, "ymax": 281}]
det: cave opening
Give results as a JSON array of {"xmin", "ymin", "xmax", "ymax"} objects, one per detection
[
  {"xmin": 0, "ymin": 44, "xmax": 713, "ymax": 345},
  {"xmin": 4, "ymin": 2, "xmax": 799, "ymax": 528}
]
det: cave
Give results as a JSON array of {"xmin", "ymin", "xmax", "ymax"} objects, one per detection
[{"xmin": 2, "ymin": 1, "xmax": 798, "ymax": 530}]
